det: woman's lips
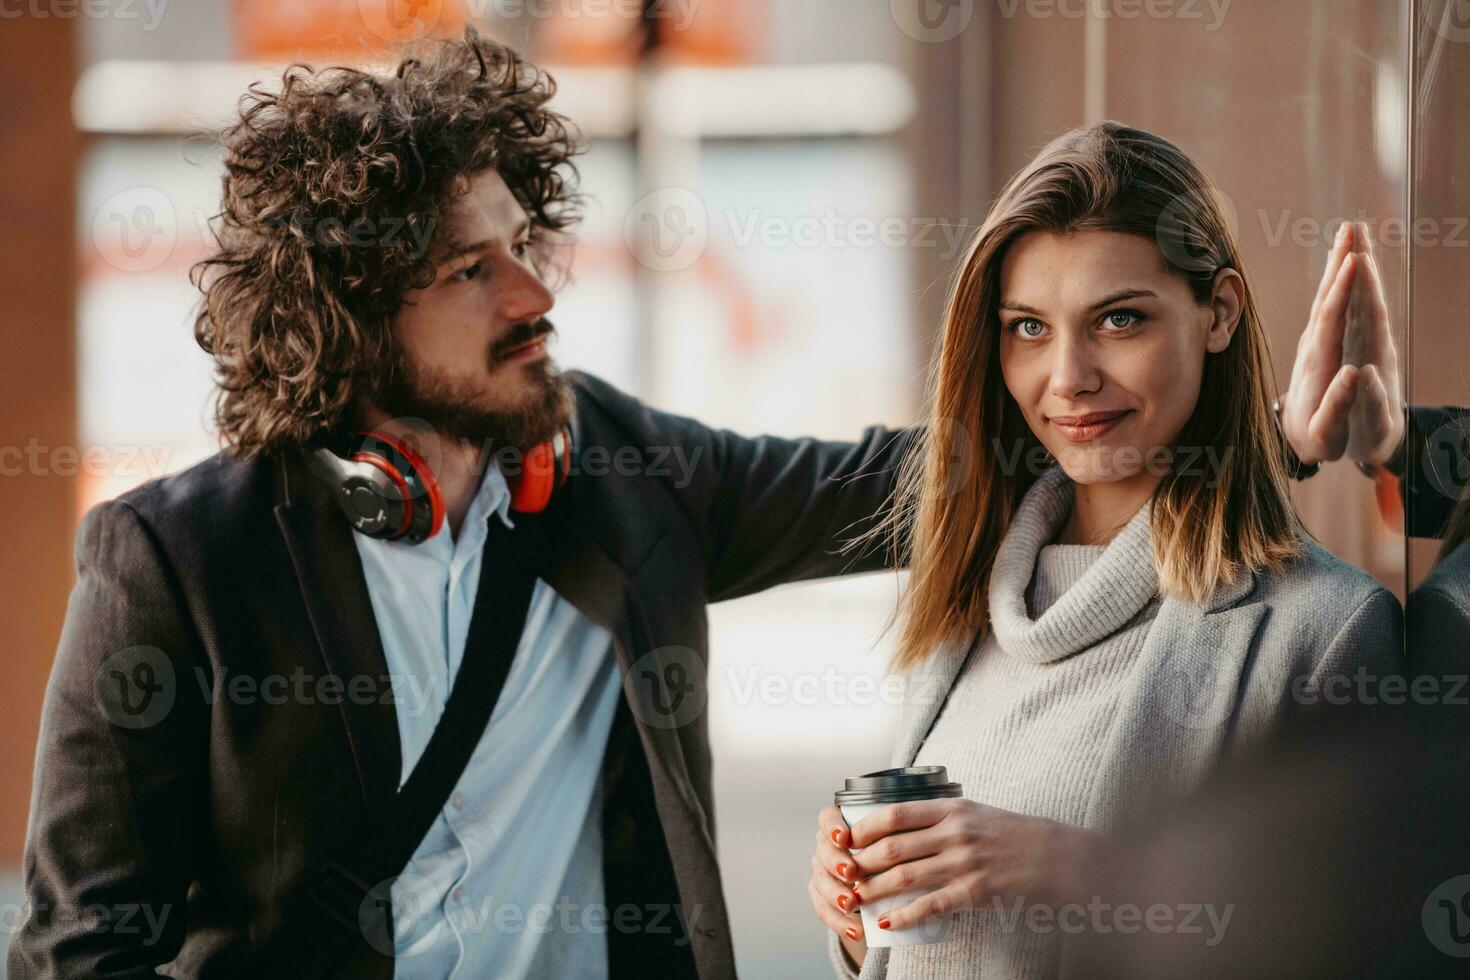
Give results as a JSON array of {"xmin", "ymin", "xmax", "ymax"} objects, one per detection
[{"xmin": 1049, "ymin": 410, "xmax": 1132, "ymax": 442}]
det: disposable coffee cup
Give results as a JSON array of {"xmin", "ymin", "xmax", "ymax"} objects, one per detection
[{"xmin": 835, "ymin": 766, "xmax": 963, "ymax": 948}]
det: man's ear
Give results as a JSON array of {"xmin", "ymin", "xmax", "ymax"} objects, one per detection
[{"xmin": 1205, "ymin": 267, "xmax": 1245, "ymax": 354}]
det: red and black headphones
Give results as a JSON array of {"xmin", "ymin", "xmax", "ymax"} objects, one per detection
[{"xmin": 311, "ymin": 427, "xmax": 571, "ymax": 544}]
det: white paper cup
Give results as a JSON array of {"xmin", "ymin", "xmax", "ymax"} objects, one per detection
[{"xmin": 835, "ymin": 767, "xmax": 963, "ymax": 948}]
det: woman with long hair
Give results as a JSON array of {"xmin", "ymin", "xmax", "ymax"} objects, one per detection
[{"xmin": 807, "ymin": 121, "xmax": 1402, "ymax": 979}]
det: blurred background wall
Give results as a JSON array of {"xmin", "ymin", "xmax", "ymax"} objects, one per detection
[{"xmin": 1, "ymin": 1, "xmax": 1452, "ymax": 975}]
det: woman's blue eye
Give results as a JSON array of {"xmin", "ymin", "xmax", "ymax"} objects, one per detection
[
  {"xmin": 1103, "ymin": 309, "xmax": 1144, "ymax": 330},
  {"xmin": 1012, "ymin": 318, "xmax": 1046, "ymax": 339}
]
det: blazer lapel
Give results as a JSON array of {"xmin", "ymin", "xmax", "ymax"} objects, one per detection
[
  {"xmin": 530, "ymin": 469, "xmax": 702, "ymax": 813},
  {"xmin": 1082, "ymin": 572, "xmax": 1266, "ymax": 833},
  {"xmin": 893, "ymin": 631, "xmax": 984, "ymax": 768},
  {"xmin": 273, "ymin": 452, "xmax": 403, "ymax": 812}
]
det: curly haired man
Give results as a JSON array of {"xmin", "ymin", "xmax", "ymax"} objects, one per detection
[{"xmin": 10, "ymin": 29, "xmax": 909, "ymax": 980}]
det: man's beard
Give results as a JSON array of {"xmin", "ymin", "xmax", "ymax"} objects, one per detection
[{"xmin": 372, "ymin": 318, "xmax": 574, "ymax": 451}]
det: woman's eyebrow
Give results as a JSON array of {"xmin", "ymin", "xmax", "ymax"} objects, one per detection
[
  {"xmin": 999, "ymin": 285, "xmax": 1158, "ymax": 315},
  {"xmin": 1000, "ymin": 288, "xmax": 1159, "ymax": 316},
  {"xmin": 1087, "ymin": 288, "xmax": 1158, "ymax": 310}
]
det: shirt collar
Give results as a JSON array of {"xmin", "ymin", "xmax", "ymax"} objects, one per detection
[{"xmin": 465, "ymin": 457, "xmax": 516, "ymax": 534}]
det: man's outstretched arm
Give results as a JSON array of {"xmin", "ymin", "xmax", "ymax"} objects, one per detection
[{"xmin": 571, "ymin": 373, "xmax": 920, "ymax": 602}]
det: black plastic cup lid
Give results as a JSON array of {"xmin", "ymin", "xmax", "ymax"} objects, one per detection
[{"xmin": 834, "ymin": 766, "xmax": 963, "ymax": 806}]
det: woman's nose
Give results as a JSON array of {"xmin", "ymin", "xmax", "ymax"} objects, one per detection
[{"xmin": 1048, "ymin": 335, "xmax": 1102, "ymax": 399}]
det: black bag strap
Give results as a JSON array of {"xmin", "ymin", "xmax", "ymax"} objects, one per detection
[{"xmin": 277, "ymin": 506, "xmax": 555, "ymax": 974}]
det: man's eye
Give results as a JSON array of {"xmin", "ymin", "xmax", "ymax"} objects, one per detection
[
  {"xmin": 450, "ymin": 262, "xmax": 482, "ymax": 282},
  {"xmin": 512, "ymin": 239, "xmax": 534, "ymax": 259}
]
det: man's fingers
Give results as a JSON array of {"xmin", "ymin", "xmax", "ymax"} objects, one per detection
[
  {"xmin": 1305, "ymin": 363, "xmax": 1360, "ymax": 461},
  {"xmin": 1309, "ymin": 221, "xmax": 1355, "ymax": 326},
  {"xmin": 1353, "ymin": 364, "xmax": 1403, "ymax": 464},
  {"xmin": 1355, "ymin": 233, "xmax": 1397, "ymax": 359},
  {"xmin": 1293, "ymin": 251, "xmax": 1359, "ymax": 411},
  {"xmin": 1311, "ymin": 251, "xmax": 1358, "ymax": 368}
]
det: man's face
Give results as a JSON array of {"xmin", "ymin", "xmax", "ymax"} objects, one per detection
[{"xmin": 373, "ymin": 168, "xmax": 572, "ymax": 450}]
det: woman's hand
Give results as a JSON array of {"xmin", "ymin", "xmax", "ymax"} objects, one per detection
[
  {"xmin": 842, "ymin": 798, "xmax": 1106, "ymax": 933},
  {"xmin": 1280, "ymin": 221, "xmax": 1404, "ymax": 469},
  {"xmin": 810, "ymin": 804, "xmax": 866, "ymax": 969}
]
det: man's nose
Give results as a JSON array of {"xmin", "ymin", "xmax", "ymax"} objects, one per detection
[{"xmin": 500, "ymin": 256, "xmax": 555, "ymax": 322}]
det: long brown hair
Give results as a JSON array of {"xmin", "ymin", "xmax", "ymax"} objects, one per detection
[
  {"xmin": 872, "ymin": 121, "xmax": 1302, "ymax": 671},
  {"xmin": 191, "ymin": 28, "xmax": 582, "ymax": 457}
]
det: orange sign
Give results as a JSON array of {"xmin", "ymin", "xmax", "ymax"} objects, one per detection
[{"xmin": 234, "ymin": 0, "xmax": 474, "ymax": 61}]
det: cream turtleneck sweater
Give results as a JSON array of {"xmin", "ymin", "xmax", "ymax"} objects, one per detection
[{"xmin": 845, "ymin": 466, "xmax": 1164, "ymax": 980}]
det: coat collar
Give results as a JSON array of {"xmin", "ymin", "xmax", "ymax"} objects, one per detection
[{"xmin": 890, "ymin": 567, "xmax": 1263, "ymax": 806}]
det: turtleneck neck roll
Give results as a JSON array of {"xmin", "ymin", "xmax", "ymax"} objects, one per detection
[{"xmin": 987, "ymin": 466, "xmax": 1160, "ymax": 663}]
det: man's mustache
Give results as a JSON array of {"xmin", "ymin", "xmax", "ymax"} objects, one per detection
[{"xmin": 491, "ymin": 318, "xmax": 556, "ymax": 363}]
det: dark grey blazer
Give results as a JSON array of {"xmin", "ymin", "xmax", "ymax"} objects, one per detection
[
  {"xmin": 1408, "ymin": 541, "xmax": 1470, "ymax": 677},
  {"xmin": 9, "ymin": 372, "xmax": 913, "ymax": 979},
  {"xmin": 840, "ymin": 540, "xmax": 1405, "ymax": 980}
]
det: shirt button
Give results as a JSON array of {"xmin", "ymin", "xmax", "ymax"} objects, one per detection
[{"xmin": 451, "ymin": 793, "xmax": 464, "ymax": 810}]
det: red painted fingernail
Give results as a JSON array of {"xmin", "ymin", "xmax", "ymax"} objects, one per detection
[
  {"xmin": 830, "ymin": 828, "xmax": 847, "ymax": 846},
  {"xmin": 837, "ymin": 894, "xmax": 851, "ymax": 912},
  {"xmin": 845, "ymin": 926, "xmax": 860, "ymax": 941},
  {"xmin": 877, "ymin": 915, "xmax": 891, "ymax": 930},
  {"xmin": 836, "ymin": 862, "xmax": 851, "ymax": 880}
]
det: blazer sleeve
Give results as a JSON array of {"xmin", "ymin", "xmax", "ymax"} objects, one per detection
[
  {"xmin": 1406, "ymin": 580, "xmax": 1470, "ymax": 679},
  {"xmin": 572, "ymin": 374, "xmax": 919, "ymax": 602},
  {"xmin": 9, "ymin": 501, "xmax": 210, "ymax": 979},
  {"xmin": 1305, "ymin": 586, "xmax": 1405, "ymax": 694}
]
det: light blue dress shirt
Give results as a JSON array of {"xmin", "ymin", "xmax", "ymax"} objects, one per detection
[{"xmin": 351, "ymin": 460, "xmax": 621, "ymax": 979}]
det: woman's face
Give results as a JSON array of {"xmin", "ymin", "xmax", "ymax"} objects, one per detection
[{"xmin": 997, "ymin": 228, "xmax": 1243, "ymax": 489}]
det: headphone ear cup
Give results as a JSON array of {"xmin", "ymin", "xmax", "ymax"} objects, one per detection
[
  {"xmin": 312, "ymin": 447, "xmax": 411, "ymax": 540},
  {"xmin": 350, "ymin": 431, "xmax": 445, "ymax": 543},
  {"xmin": 509, "ymin": 428, "xmax": 571, "ymax": 514}
]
